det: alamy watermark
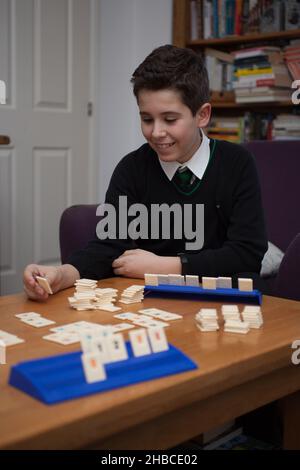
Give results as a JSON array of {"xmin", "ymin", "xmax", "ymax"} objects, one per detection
[
  {"xmin": 291, "ymin": 340, "xmax": 300, "ymax": 365},
  {"xmin": 291, "ymin": 80, "xmax": 300, "ymax": 104},
  {"xmin": 96, "ymin": 196, "xmax": 204, "ymax": 250}
]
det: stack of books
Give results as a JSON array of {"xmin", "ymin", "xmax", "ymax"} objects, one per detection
[
  {"xmin": 284, "ymin": 40, "xmax": 300, "ymax": 80},
  {"xmin": 205, "ymin": 48, "xmax": 234, "ymax": 94},
  {"xmin": 272, "ymin": 113, "xmax": 300, "ymax": 140},
  {"xmin": 232, "ymin": 46, "xmax": 292, "ymax": 103},
  {"xmin": 206, "ymin": 116, "xmax": 243, "ymax": 143},
  {"xmin": 207, "ymin": 112, "xmax": 275, "ymax": 142}
]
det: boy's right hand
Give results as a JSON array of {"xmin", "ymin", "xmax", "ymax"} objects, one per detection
[{"xmin": 23, "ymin": 264, "xmax": 63, "ymax": 301}]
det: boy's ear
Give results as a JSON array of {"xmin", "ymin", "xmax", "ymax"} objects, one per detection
[{"xmin": 196, "ymin": 103, "xmax": 211, "ymax": 128}]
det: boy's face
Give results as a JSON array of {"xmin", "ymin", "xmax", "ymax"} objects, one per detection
[{"xmin": 138, "ymin": 89, "xmax": 210, "ymax": 164}]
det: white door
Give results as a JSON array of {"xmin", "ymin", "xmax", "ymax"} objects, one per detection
[{"xmin": 0, "ymin": 0, "xmax": 92, "ymax": 294}]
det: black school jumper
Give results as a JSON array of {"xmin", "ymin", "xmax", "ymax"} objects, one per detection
[{"xmin": 69, "ymin": 140, "xmax": 268, "ymax": 287}]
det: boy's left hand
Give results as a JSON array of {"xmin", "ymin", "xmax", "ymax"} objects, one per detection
[{"xmin": 112, "ymin": 249, "xmax": 181, "ymax": 278}]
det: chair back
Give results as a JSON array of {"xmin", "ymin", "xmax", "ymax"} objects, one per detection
[
  {"xmin": 59, "ymin": 204, "xmax": 99, "ymax": 264},
  {"xmin": 244, "ymin": 140, "xmax": 300, "ymax": 252}
]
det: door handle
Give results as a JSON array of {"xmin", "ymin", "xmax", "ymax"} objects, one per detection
[{"xmin": 0, "ymin": 135, "xmax": 10, "ymax": 145}]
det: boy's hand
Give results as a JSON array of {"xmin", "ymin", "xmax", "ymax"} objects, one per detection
[
  {"xmin": 23, "ymin": 264, "xmax": 80, "ymax": 301},
  {"xmin": 23, "ymin": 264, "xmax": 63, "ymax": 301},
  {"xmin": 112, "ymin": 249, "xmax": 181, "ymax": 278}
]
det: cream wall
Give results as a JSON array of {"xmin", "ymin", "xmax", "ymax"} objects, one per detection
[{"xmin": 95, "ymin": 0, "xmax": 173, "ymax": 201}]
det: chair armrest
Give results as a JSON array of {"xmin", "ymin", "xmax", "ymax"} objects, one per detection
[{"xmin": 274, "ymin": 233, "xmax": 300, "ymax": 301}]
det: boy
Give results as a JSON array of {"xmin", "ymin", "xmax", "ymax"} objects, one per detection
[{"xmin": 23, "ymin": 45, "xmax": 267, "ymax": 300}]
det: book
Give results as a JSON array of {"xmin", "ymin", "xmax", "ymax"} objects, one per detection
[
  {"xmin": 234, "ymin": 46, "xmax": 281, "ymax": 61},
  {"xmin": 247, "ymin": 0, "xmax": 260, "ymax": 33},
  {"xmin": 234, "ymin": 53, "xmax": 283, "ymax": 67},
  {"xmin": 225, "ymin": 0, "xmax": 235, "ymax": 35},
  {"xmin": 212, "ymin": 0, "xmax": 219, "ymax": 38},
  {"xmin": 233, "ymin": 73, "xmax": 292, "ymax": 88},
  {"xmin": 260, "ymin": 0, "xmax": 284, "ymax": 32},
  {"xmin": 205, "ymin": 47, "xmax": 234, "ymax": 63},
  {"xmin": 203, "ymin": 0, "xmax": 213, "ymax": 39},
  {"xmin": 234, "ymin": 86, "xmax": 287, "ymax": 96},
  {"xmin": 235, "ymin": 67, "xmax": 274, "ymax": 76},
  {"xmin": 283, "ymin": 45, "xmax": 300, "ymax": 80},
  {"xmin": 234, "ymin": 0, "xmax": 243, "ymax": 35},
  {"xmin": 235, "ymin": 64, "xmax": 290, "ymax": 77},
  {"xmin": 285, "ymin": 1, "xmax": 300, "ymax": 30},
  {"xmin": 236, "ymin": 94, "xmax": 291, "ymax": 103},
  {"xmin": 190, "ymin": 1, "xmax": 199, "ymax": 40},
  {"xmin": 190, "ymin": 0, "xmax": 203, "ymax": 40}
]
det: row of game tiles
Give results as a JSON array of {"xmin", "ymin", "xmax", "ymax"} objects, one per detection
[
  {"xmin": 145, "ymin": 274, "xmax": 254, "ymax": 291},
  {"xmin": 0, "ymin": 302, "xmax": 264, "ymax": 365},
  {"xmin": 0, "ymin": 302, "xmax": 263, "ymax": 365},
  {"xmin": 0, "ymin": 307, "xmax": 183, "ymax": 363},
  {"xmin": 81, "ymin": 326, "xmax": 169, "ymax": 383},
  {"xmin": 196, "ymin": 305, "xmax": 263, "ymax": 334}
]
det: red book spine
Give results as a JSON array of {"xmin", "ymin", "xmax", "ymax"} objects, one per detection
[{"xmin": 256, "ymin": 79, "xmax": 275, "ymax": 86}]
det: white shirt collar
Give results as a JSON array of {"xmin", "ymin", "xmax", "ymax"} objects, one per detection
[{"xmin": 159, "ymin": 129, "xmax": 210, "ymax": 181}]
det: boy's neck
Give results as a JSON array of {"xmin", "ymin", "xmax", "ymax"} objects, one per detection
[{"xmin": 177, "ymin": 128, "xmax": 203, "ymax": 165}]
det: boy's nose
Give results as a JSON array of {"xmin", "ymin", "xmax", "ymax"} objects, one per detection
[{"xmin": 152, "ymin": 123, "xmax": 167, "ymax": 138}]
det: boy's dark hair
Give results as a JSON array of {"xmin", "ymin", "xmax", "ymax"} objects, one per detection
[{"xmin": 131, "ymin": 44, "xmax": 210, "ymax": 116}]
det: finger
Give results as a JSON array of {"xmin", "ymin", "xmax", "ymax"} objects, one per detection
[
  {"xmin": 113, "ymin": 267, "xmax": 124, "ymax": 276},
  {"xmin": 43, "ymin": 270, "xmax": 56, "ymax": 285},
  {"xmin": 23, "ymin": 265, "xmax": 42, "ymax": 288},
  {"xmin": 112, "ymin": 258, "xmax": 122, "ymax": 268},
  {"xmin": 23, "ymin": 284, "xmax": 48, "ymax": 301},
  {"xmin": 122, "ymin": 250, "xmax": 137, "ymax": 256}
]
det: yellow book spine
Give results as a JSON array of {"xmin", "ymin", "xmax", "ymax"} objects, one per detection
[{"xmin": 235, "ymin": 67, "xmax": 273, "ymax": 77}]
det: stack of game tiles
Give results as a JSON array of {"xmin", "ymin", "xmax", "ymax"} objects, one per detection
[
  {"xmin": 221, "ymin": 305, "xmax": 241, "ymax": 322},
  {"xmin": 93, "ymin": 288, "xmax": 121, "ymax": 312},
  {"xmin": 68, "ymin": 292, "xmax": 96, "ymax": 311},
  {"xmin": 119, "ymin": 285, "xmax": 144, "ymax": 304},
  {"xmin": 75, "ymin": 278, "xmax": 98, "ymax": 292},
  {"xmin": 68, "ymin": 279, "xmax": 98, "ymax": 310},
  {"xmin": 195, "ymin": 308, "xmax": 219, "ymax": 332},
  {"xmin": 241, "ymin": 306, "xmax": 263, "ymax": 329},
  {"xmin": 224, "ymin": 319, "xmax": 250, "ymax": 334}
]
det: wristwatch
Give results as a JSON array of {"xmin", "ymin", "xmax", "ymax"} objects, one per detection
[{"xmin": 178, "ymin": 252, "xmax": 189, "ymax": 275}]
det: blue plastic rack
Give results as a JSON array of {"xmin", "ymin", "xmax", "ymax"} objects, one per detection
[
  {"xmin": 144, "ymin": 284, "xmax": 262, "ymax": 305},
  {"xmin": 9, "ymin": 342, "xmax": 197, "ymax": 405}
]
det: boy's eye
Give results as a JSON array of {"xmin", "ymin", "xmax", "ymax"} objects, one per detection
[
  {"xmin": 141, "ymin": 117, "xmax": 153, "ymax": 123},
  {"xmin": 165, "ymin": 118, "xmax": 177, "ymax": 123}
]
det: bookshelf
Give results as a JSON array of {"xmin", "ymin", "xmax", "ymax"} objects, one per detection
[
  {"xmin": 173, "ymin": 0, "xmax": 300, "ymax": 50},
  {"xmin": 172, "ymin": 0, "xmax": 300, "ymax": 140}
]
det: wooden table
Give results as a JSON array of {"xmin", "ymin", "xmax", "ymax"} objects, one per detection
[{"xmin": 1, "ymin": 277, "xmax": 300, "ymax": 450}]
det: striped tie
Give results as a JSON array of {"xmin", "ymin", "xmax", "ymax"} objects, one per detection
[{"xmin": 172, "ymin": 166, "xmax": 198, "ymax": 193}]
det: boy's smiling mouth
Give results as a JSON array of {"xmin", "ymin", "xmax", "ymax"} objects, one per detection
[{"xmin": 155, "ymin": 142, "xmax": 175, "ymax": 149}]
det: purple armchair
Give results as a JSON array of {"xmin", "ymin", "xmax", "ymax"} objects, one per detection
[
  {"xmin": 59, "ymin": 204, "xmax": 99, "ymax": 265},
  {"xmin": 244, "ymin": 141, "xmax": 300, "ymax": 300}
]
